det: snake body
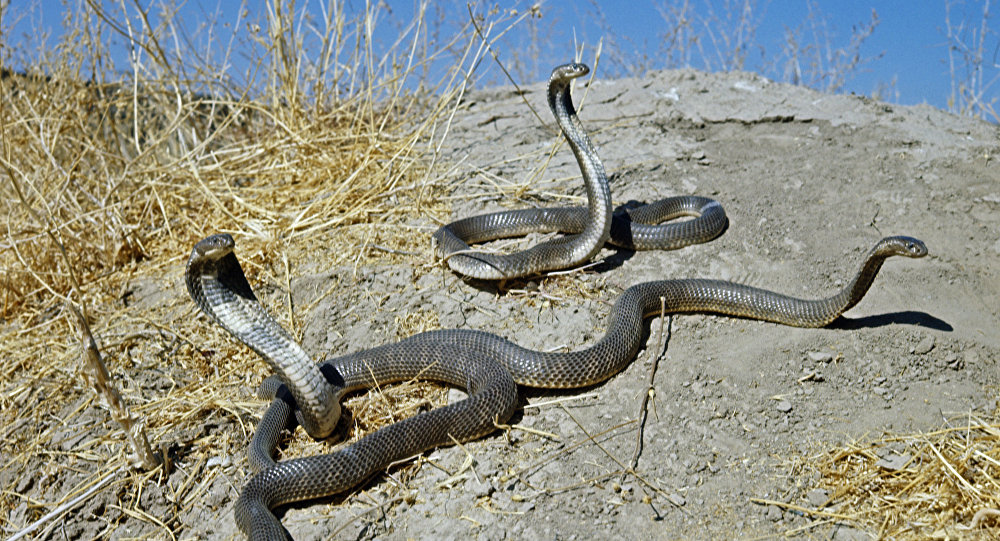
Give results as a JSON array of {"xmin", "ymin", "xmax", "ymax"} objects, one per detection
[
  {"xmin": 185, "ymin": 233, "xmax": 926, "ymax": 539},
  {"xmin": 432, "ymin": 63, "xmax": 727, "ymax": 279}
]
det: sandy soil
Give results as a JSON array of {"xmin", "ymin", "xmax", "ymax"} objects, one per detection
[{"xmin": 8, "ymin": 68, "xmax": 999, "ymax": 540}]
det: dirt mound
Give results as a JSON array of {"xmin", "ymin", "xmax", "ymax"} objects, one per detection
[{"xmin": 5, "ymin": 68, "xmax": 998, "ymax": 540}]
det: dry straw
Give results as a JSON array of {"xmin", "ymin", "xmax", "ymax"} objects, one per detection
[
  {"xmin": 0, "ymin": 1, "xmax": 531, "ymax": 536},
  {"xmin": 768, "ymin": 409, "xmax": 1000, "ymax": 539}
]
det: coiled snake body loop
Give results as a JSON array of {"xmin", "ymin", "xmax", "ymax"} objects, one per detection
[
  {"xmin": 432, "ymin": 63, "xmax": 727, "ymax": 279},
  {"xmin": 186, "ymin": 234, "xmax": 926, "ymax": 540}
]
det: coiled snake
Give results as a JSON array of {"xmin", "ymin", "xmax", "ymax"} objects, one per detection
[
  {"xmin": 184, "ymin": 64, "xmax": 928, "ymax": 540},
  {"xmin": 432, "ymin": 63, "xmax": 727, "ymax": 279}
]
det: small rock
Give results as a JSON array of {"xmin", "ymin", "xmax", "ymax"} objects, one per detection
[
  {"xmin": 776, "ymin": 400, "xmax": 793, "ymax": 413},
  {"xmin": 468, "ymin": 477, "xmax": 493, "ymax": 499},
  {"xmin": 766, "ymin": 504, "xmax": 783, "ymax": 521},
  {"xmin": 207, "ymin": 455, "xmax": 231, "ymax": 468},
  {"xmin": 912, "ymin": 335, "xmax": 935, "ymax": 355},
  {"xmin": 832, "ymin": 524, "xmax": 871, "ymax": 541},
  {"xmin": 875, "ymin": 452, "xmax": 911, "ymax": 471},
  {"xmin": 964, "ymin": 350, "xmax": 980, "ymax": 365},
  {"xmin": 806, "ymin": 488, "xmax": 829, "ymax": 508},
  {"xmin": 807, "ymin": 351, "xmax": 834, "ymax": 363},
  {"xmin": 940, "ymin": 353, "xmax": 959, "ymax": 367},
  {"xmin": 669, "ymin": 493, "xmax": 686, "ymax": 506}
]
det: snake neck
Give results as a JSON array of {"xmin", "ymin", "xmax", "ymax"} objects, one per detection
[
  {"xmin": 189, "ymin": 252, "xmax": 340, "ymax": 440},
  {"xmin": 548, "ymin": 74, "xmax": 612, "ymax": 262},
  {"xmin": 827, "ymin": 246, "xmax": 892, "ymax": 317}
]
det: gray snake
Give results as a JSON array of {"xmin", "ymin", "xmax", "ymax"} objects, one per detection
[
  {"xmin": 184, "ymin": 63, "xmax": 928, "ymax": 540},
  {"xmin": 432, "ymin": 63, "xmax": 727, "ymax": 279},
  {"xmin": 186, "ymin": 233, "xmax": 926, "ymax": 539}
]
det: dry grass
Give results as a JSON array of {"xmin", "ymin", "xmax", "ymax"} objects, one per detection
[
  {"xmin": 0, "ymin": 1, "xmax": 533, "ymax": 537},
  {"xmin": 769, "ymin": 408, "xmax": 1000, "ymax": 539}
]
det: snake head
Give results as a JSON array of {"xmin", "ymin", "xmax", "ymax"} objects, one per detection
[
  {"xmin": 191, "ymin": 233, "xmax": 236, "ymax": 263},
  {"xmin": 550, "ymin": 63, "xmax": 590, "ymax": 84},
  {"xmin": 876, "ymin": 236, "xmax": 928, "ymax": 259},
  {"xmin": 186, "ymin": 234, "xmax": 244, "ymax": 306}
]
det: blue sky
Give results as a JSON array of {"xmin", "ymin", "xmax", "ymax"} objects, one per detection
[{"xmin": 5, "ymin": 1, "xmax": 997, "ymax": 115}]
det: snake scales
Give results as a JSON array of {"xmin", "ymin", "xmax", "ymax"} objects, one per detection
[{"xmin": 185, "ymin": 64, "xmax": 928, "ymax": 540}]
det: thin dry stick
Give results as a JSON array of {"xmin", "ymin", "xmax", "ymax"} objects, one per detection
[
  {"xmin": 7, "ymin": 467, "xmax": 123, "ymax": 541},
  {"xmin": 970, "ymin": 508, "xmax": 1000, "ymax": 529},
  {"xmin": 559, "ymin": 402, "xmax": 630, "ymax": 472},
  {"xmin": 625, "ymin": 298, "xmax": 669, "ymax": 482},
  {"xmin": 466, "ymin": 3, "xmax": 548, "ymax": 130},
  {"xmin": 749, "ymin": 497, "xmax": 856, "ymax": 521}
]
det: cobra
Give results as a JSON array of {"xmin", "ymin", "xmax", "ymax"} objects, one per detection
[
  {"xmin": 432, "ymin": 63, "xmax": 727, "ymax": 279},
  {"xmin": 186, "ymin": 233, "xmax": 926, "ymax": 539}
]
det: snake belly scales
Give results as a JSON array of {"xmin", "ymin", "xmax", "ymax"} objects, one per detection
[{"xmin": 184, "ymin": 63, "xmax": 928, "ymax": 540}]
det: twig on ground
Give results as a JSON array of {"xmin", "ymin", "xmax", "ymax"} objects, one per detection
[
  {"xmin": 7, "ymin": 467, "xmax": 124, "ymax": 541},
  {"xmin": 625, "ymin": 298, "xmax": 669, "ymax": 482}
]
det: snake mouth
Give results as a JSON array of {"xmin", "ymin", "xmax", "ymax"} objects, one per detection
[
  {"xmin": 905, "ymin": 240, "xmax": 929, "ymax": 258},
  {"xmin": 881, "ymin": 236, "xmax": 928, "ymax": 259}
]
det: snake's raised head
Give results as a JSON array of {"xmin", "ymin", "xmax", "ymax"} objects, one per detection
[
  {"xmin": 550, "ymin": 63, "xmax": 590, "ymax": 85},
  {"xmin": 191, "ymin": 233, "xmax": 236, "ymax": 264},
  {"xmin": 185, "ymin": 234, "xmax": 250, "ymax": 313},
  {"xmin": 874, "ymin": 236, "xmax": 928, "ymax": 259}
]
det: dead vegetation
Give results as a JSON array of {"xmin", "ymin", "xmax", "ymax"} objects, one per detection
[
  {"xmin": 0, "ymin": 1, "xmax": 996, "ymax": 539},
  {"xmin": 0, "ymin": 1, "xmax": 528, "ymax": 536},
  {"xmin": 772, "ymin": 409, "xmax": 1000, "ymax": 539}
]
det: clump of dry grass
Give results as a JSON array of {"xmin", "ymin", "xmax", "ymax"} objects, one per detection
[
  {"xmin": 944, "ymin": 0, "xmax": 999, "ymax": 123},
  {"xmin": 0, "ymin": 1, "xmax": 533, "ymax": 537},
  {"xmin": 774, "ymin": 407, "xmax": 1000, "ymax": 539}
]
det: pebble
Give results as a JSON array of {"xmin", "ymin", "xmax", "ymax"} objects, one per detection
[
  {"xmin": 766, "ymin": 504, "xmax": 783, "ymax": 521},
  {"xmin": 207, "ymin": 455, "xmax": 231, "ymax": 468},
  {"xmin": 912, "ymin": 335, "xmax": 935, "ymax": 355},
  {"xmin": 875, "ymin": 452, "xmax": 911, "ymax": 471},
  {"xmin": 833, "ymin": 525, "xmax": 872, "ymax": 541},
  {"xmin": 468, "ymin": 478, "xmax": 493, "ymax": 498},
  {"xmin": 669, "ymin": 493, "xmax": 686, "ymax": 506},
  {"xmin": 806, "ymin": 351, "xmax": 834, "ymax": 363},
  {"xmin": 806, "ymin": 488, "xmax": 829, "ymax": 508},
  {"xmin": 775, "ymin": 400, "xmax": 793, "ymax": 413}
]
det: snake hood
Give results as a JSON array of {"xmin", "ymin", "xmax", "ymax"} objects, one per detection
[{"xmin": 186, "ymin": 233, "xmax": 341, "ymax": 439}]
